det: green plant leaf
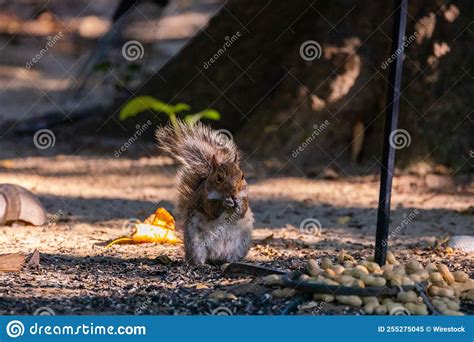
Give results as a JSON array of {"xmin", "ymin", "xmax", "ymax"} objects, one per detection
[
  {"xmin": 120, "ymin": 96, "xmax": 154, "ymax": 121},
  {"xmin": 120, "ymin": 96, "xmax": 220, "ymax": 128},
  {"xmin": 183, "ymin": 115, "xmax": 196, "ymax": 125},
  {"xmin": 120, "ymin": 96, "xmax": 182, "ymax": 121},
  {"xmin": 173, "ymin": 103, "xmax": 192, "ymax": 113},
  {"xmin": 200, "ymin": 109, "xmax": 221, "ymax": 120},
  {"xmin": 184, "ymin": 109, "xmax": 221, "ymax": 125}
]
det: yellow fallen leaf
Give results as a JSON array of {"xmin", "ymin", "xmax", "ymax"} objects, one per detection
[
  {"xmin": 131, "ymin": 223, "xmax": 180, "ymax": 244},
  {"xmin": 143, "ymin": 207, "xmax": 175, "ymax": 229},
  {"xmin": 106, "ymin": 207, "xmax": 181, "ymax": 248},
  {"xmin": 105, "ymin": 237, "xmax": 134, "ymax": 248}
]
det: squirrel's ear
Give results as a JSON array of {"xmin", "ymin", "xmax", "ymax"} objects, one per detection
[{"xmin": 211, "ymin": 154, "xmax": 219, "ymax": 169}]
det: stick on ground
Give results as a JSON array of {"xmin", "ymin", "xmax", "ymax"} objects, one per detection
[{"xmin": 0, "ymin": 253, "xmax": 25, "ymax": 272}]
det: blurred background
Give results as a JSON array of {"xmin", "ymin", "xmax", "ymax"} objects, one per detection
[{"xmin": 0, "ymin": 0, "xmax": 472, "ymax": 175}]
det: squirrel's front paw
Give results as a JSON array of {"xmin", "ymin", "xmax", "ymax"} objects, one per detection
[{"xmin": 233, "ymin": 197, "xmax": 249, "ymax": 217}]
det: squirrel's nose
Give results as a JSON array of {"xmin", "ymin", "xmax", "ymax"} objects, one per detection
[{"xmin": 223, "ymin": 197, "xmax": 235, "ymax": 208}]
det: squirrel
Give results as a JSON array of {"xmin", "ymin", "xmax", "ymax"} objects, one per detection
[{"xmin": 155, "ymin": 120, "xmax": 253, "ymax": 265}]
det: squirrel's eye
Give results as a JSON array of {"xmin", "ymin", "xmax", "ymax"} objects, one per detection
[
  {"xmin": 216, "ymin": 174, "xmax": 224, "ymax": 183},
  {"xmin": 241, "ymin": 173, "xmax": 244, "ymax": 180}
]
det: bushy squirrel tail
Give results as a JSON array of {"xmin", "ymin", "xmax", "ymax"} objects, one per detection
[{"xmin": 155, "ymin": 120, "xmax": 239, "ymax": 199}]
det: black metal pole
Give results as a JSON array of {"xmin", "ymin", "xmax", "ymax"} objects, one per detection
[{"xmin": 374, "ymin": 0, "xmax": 408, "ymax": 265}]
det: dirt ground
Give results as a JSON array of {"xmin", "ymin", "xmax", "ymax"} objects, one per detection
[{"xmin": 0, "ymin": 136, "xmax": 472, "ymax": 315}]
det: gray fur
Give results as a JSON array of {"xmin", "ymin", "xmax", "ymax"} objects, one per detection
[{"xmin": 185, "ymin": 207, "xmax": 254, "ymax": 265}]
